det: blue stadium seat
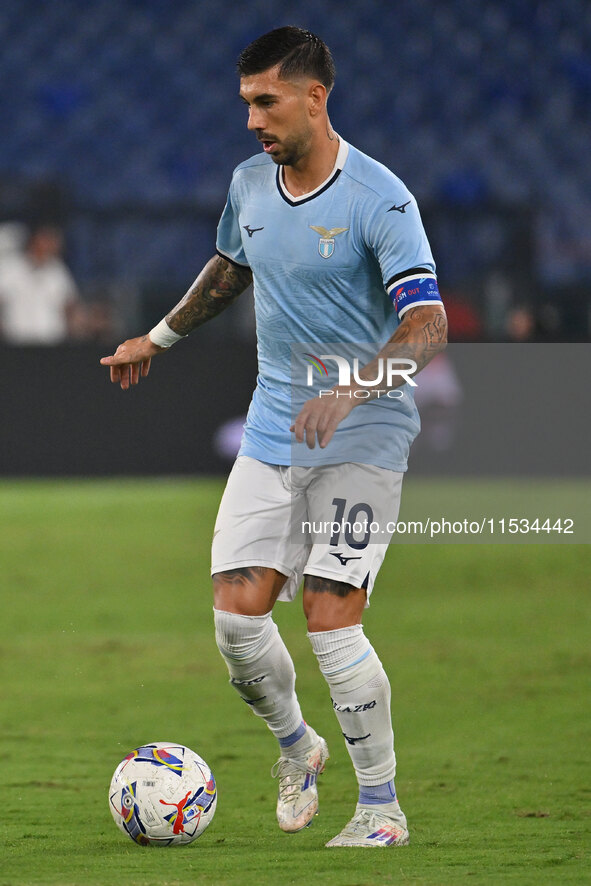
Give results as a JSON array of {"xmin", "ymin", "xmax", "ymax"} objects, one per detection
[{"xmin": 0, "ymin": 0, "xmax": 589, "ymax": 290}]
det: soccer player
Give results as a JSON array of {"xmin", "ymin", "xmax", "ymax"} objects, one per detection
[{"xmin": 101, "ymin": 27, "xmax": 447, "ymax": 848}]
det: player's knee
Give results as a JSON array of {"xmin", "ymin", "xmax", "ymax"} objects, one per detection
[
  {"xmin": 303, "ymin": 575, "xmax": 366, "ymax": 632},
  {"xmin": 214, "ymin": 608, "xmax": 272, "ymax": 660},
  {"xmin": 212, "ymin": 566, "xmax": 283, "ymax": 615}
]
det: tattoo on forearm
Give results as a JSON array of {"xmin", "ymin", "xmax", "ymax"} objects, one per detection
[
  {"xmin": 166, "ymin": 255, "xmax": 252, "ymax": 335},
  {"xmin": 356, "ymin": 307, "xmax": 447, "ymax": 388},
  {"xmin": 422, "ymin": 311, "xmax": 447, "ymax": 349},
  {"xmin": 387, "ymin": 307, "xmax": 447, "ymax": 369}
]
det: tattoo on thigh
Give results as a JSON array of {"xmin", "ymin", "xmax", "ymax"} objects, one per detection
[
  {"xmin": 213, "ymin": 566, "xmax": 267, "ymax": 587},
  {"xmin": 304, "ymin": 575, "xmax": 356, "ymax": 597}
]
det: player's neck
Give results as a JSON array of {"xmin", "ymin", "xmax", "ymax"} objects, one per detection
[{"xmin": 282, "ymin": 129, "xmax": 340, "ymax": 198}]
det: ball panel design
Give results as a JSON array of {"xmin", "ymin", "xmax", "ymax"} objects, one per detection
[{"xmin": 109, "ymin": 742, "xmax": 217, "ymax": 846}]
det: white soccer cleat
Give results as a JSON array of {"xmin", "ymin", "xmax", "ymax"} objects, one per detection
[
  {"xmin": 271, "ymin": 736, "xmax": 329, "ymax": 833},
  {"xmin": 325, "ymin": 805, "xmax": 410, "ymax": 848}
]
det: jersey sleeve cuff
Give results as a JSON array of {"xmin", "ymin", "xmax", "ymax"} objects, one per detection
[{"xmin": 216, "ymin": 248, "xmax": 250, "ymax": 269}]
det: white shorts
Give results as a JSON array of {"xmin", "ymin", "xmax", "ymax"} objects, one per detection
[{"xmin": 211, "ymin": 456, "xmax": 403, "ymax": 604}]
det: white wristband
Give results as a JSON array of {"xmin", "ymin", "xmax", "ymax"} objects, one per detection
[{"xmin": 148, "ymin": 318, "xmax": 185, "ymax": 348}]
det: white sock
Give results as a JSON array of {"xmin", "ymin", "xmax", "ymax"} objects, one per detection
[
  {"xmin": 356, "ymin": 799, "xmax": 406, "ymax": 828},
  {"xmin": 309, "ymin": 625, "xmax": 396, "ymax": 786},
  {"xmin": 278, "ymin": 720, "xmax": 319, "ymax": 761},
  {"xmin": 214, "ymin": 609, "xmax": 303, "ymax": 740}
]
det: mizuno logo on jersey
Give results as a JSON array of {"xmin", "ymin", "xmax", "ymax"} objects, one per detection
[
  {"xmin": 309, "ymin": 225, "xmax": 349, "ymax": 259},
  {"xmin": 387, "ymin": 201, "xmax": 411, "ymax": 213},
  {"xmin": 243, "ymin": 225, "xmax": 264, "ymax": 237}
]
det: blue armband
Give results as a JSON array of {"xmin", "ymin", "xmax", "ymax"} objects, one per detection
[{"xmin": 386, "ymin": 272, "xmax": 442, "ymax": 317}]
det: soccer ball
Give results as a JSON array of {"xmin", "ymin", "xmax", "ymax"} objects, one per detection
[{"xmin": 108, "ymin": 742, "xmax": 217, "ymax": 846}]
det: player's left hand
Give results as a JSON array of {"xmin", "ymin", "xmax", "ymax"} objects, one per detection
[
  {"xmin": 100, "ymin": 335, "xmax": 164, "ymax": 390},
  {"xmin": 290, "ymin": 387, "xmax": 358, "ymax": 449}
]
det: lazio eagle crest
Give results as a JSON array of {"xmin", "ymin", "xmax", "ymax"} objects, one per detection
[{"xmin": 309, "ymin": 225, "xmax": 349, "ymax": 259}]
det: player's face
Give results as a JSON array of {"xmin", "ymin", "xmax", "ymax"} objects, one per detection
[{"xmin": 239, "ymin": 66, "xmax": 314, "ymax": 167}]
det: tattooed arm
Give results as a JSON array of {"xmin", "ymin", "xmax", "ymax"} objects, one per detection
[
  {"xmin": 291, "ymin": 305, "xmax": 447, "ymax": 449},
  {"xmin": 358, "ymin": 304, "xmax": 448, "ymax": 381},
  {"xmin": 165, "ymin": 255, "xmax": 252, "ymax": 336},
  {"xmin": 100, "ymin": 255, "xmax": 252, "ymax": 389}
]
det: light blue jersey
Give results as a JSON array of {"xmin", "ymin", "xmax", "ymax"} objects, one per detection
[{"xmin": 216, "ymin": 139, "xmax": 443, "ymax": 471}]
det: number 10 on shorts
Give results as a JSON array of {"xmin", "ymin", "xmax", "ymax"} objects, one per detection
[{"xmin": 330, "ymin": 498, "xmax": 375, "ymax": 549}]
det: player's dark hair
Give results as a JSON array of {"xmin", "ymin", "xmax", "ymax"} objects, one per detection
[{"xmin": 237, "ymin": 27, "xmax": 336, "ymax": 92}]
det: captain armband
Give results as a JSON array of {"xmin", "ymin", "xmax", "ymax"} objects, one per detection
[
  {"xmin": 148, "ymin": 318, "xmax": 186, "ymax": 348},
  {"xmin": 386, "ymin": 272, "xmax": 443, "ymax": 318}
]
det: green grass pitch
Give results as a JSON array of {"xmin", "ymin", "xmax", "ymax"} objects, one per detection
[{"xmin": 0, "ymin": 478, "xmax": 589, "ymax": 885}]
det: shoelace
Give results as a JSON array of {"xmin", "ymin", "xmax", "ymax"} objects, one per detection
[
  {"xmin": 271, "ymin": 756, "xmax": 310, "ymax": 803},
  {"xmin": 345, "ymin": 809, "xmax": 379, "ymax": 834}
]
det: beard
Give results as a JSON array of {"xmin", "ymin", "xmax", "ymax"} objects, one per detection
[{"xmin": 264, "ymin": 128, "xmax": 313, "ymax": 167}]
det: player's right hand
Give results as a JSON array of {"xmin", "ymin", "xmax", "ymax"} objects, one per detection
[{"xmin": 100, "ymin": 335, "xmax": 164, "ymax": 390}]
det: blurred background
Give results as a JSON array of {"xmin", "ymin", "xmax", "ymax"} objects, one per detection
[{"xmin": 0, "ymin": 0, "xmax": 589, "ymax": 474}]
